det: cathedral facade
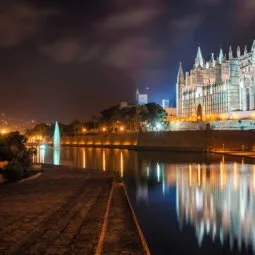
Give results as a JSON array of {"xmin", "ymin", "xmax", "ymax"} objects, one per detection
[{"xmin": 176, "ymin": 41, "xmax": 255, "ymax": 121}]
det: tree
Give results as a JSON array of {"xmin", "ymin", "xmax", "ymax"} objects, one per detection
[
  {"xmin": 26, "ymin": 123, "xmax": 50, "ymax": 137},
  {"xmin": 0, "ymin": 132, "xmax": 36, "ymax": 181},
  {"xmin": 140, "ymin": 103, "xmax": 167, "ymax": 130}
]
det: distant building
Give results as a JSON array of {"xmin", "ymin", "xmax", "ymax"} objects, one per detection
[
  {"xmin": 136, "ymin": 89, "xmax": 148, "ymax": 105},
  {"xmin": 164, "ymin": 107, "xmax": 176, "ymax": 121},
  {"xmin": 119, "ymin": 101, "xmax": 129, "ymax": 109},
  {"xmin": 176, "ymin": 41, "xmax": 255, "ymax": 121},
  {"xmin": 162, "ymin": 99, "xmax": 170, "ymax": 108}
]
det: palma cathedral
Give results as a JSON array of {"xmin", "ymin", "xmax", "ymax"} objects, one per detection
[{"xmin": 176, "ymin": 40, "xmax": 255, "ymax": 121}]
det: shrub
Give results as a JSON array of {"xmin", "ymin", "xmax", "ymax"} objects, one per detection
[{"xmin": 3, "ymin": 148, "xmax": 36, "ymax": 182}]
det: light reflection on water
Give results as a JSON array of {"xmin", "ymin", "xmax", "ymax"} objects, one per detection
[{"xmin": 32, "ymin": 145, "xmax": 255, "ymax": 254}]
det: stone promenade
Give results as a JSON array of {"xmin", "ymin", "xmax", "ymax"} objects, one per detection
[{"xmin": 0, "ymin": 166, "xmax": 146, "ymax": 255}]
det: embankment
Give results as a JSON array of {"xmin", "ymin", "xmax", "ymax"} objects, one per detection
[{"xmin": 53, "ymin": 130, "xmax": 255, "ymax": 152}]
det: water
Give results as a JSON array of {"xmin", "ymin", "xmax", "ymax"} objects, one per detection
[{"xmin": 33, "ymin": 145, "xmax": 255, "ymax": 255}]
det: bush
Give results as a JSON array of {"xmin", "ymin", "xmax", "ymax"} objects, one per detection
[
  {"xmin": 3, "ymin": 162, "xmax": 24, "ymax": 182},
  {"xmin": 3, "ymin": 148, "xmax": 36, "ymax": 182}
]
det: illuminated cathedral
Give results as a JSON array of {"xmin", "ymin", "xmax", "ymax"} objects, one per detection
[{"xmin": 176, "ymin": 41, "xmax": 255, "ymax": 120}]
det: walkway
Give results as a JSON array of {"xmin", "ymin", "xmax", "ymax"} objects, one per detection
[{"xmin": 0, "ymin": 166, "xmax": 146, "ymax": 255}]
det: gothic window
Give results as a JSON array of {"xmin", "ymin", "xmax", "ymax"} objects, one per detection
[{"xmin": 246, "ymin": 88, "xmax": 250, "ymax": 111}]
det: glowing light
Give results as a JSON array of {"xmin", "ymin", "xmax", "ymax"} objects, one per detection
[
  {"xmin": 40, "ymin": 145, "xmax": 45, "ymax": 164},
  {"xmin": 157, "ymin": 163, "xmax": 160, "ymax": 182},
  {"xmin": 102, "ymin": 149, "xmax": 106, "ymax": 171},
  {"xmin": 102, "ymin": 127, "xmax": 106, "ymax": 132},
  {"xmin": 120, "ymin": 151, "xmax": 124, "ymax": 177},
  {"xmin": 83, "ymin": 149, "xmax": 86, "ymax": 169},
  {"xmin": 233, "ymin": 162, "xmax": 238, "ymax": 190},
  {"xmin": 220, "ymin": 161, "xmax": 224, "ymax": 189},
  {"xmin": 82, "ymin": 128, "xmax": 87, "ymax": 132},
  {"xmin": 0, "ymin": 129, "xmax": 7, "ymax": 135},
  {"xmin": 189, "ymin": 164, "xmax": 192, "ymax": 186},
  {"xmin": 198, "ymin": 164, "xmax": 201, "ymax": 186},
  {"xmin": 156, "ymin": 122, "xmax": 162, "ymax": 131},
  {"xmin": 119, "ymin": 126, "xmax": 124, "ymax": 132},
  {"xmin": 40, "ymin": 144, "xmax": 46, "ymax": 149}
]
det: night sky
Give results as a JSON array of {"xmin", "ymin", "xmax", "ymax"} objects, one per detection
[{"xmin": 0, "ymin": 0, "xmax": 254, "ymax": 122}]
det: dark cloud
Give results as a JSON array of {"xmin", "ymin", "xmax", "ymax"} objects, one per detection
[
  {"xmin": 236, "ymin": 0, "xmax": 255, "ymax": 25},
  {"xmin": 0, "ymin": 2, "xmax": 57, "ymax": 47},
  {"xmin": 40, "ymin": 39, "xmax": 84, "ymax": 63},
  {"xmin": 169, "ymin": 14, "xmax": 204, "ymax": 46},
  {"xmin": 96, "ymin": 8, "xmax": 159, "ymax": 30}
]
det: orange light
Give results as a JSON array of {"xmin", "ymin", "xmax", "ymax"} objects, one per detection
[
  {"xmin": 119, "ymin": 126, "xmax": 124, "ymax": 132},
  {"xmin": 82, "ymin": 128, "xmax": 87, "ymax": 132},
  {"xmin": 0, "ymin": 129, "xmax": 7, "ymax": 135},
  {"xmin": 102, "ymin": 127, "xmax": 106, "ymax": 132}
]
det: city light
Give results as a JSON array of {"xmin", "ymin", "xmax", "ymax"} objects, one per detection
[
  {"xmin": 0, "ymin": 129, "xmax": 7, "ymax": 135},
  {"xmin": 39, "ymin": 144, "xmax": 46, "ymax": 149},
  {"xmin": 156, "ymin": 122, "xmax": 162, "ymax": 131}
]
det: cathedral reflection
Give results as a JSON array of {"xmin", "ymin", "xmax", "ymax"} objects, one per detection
[
  {"xmin": 134, "ymin": 158, "xmax": 255, "ymax": 251},
  {"xmin": 176, "ymin": 161, "xmax": 255, "ymax": 251}
]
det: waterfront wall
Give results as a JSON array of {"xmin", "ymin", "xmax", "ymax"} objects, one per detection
[
  {"xmin": 56, "ymin": 130, "xmax": 255, "ymax": 152},
  {"xmin": 60, "ymin": 133, "xmax": 138, "ymax": 148}
]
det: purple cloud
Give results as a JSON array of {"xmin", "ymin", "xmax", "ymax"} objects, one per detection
[{"xmin": 0, "ymin": 2, "xmax": 57, "ymax": 47}]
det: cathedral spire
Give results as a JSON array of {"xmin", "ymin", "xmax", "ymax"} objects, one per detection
[
  {"xmin": 229, "ymin": 46, "xmax": 233, "ymax": 59},
  {"xmin": 244, "ymin": 45, "xmax": 248, "ymax": 55},
  {"xmin": 211, "ymin": 53, "xmax": 215, "ymax": 67},
  {"xmin": 178, "ymin": 62, "xmax": 184, "ymax": 75},
  {"xmin": 218, "ymin": 48, "xmax": 224, "ymax": 63},
  {"xmin": 237, "ymin": 46, "xmax": 241, "ymax": 58},
  {"xmin": 195, "ymin": 47, "xmax": 204, "ymax": 67}
]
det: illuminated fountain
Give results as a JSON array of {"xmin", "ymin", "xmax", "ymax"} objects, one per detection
[{"xmin": 53, "ymin": 121, "xmax": 60, "ymax": 165}]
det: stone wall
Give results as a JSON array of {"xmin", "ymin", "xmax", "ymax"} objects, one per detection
[
  {"xmin": 60, "ymin": 133, "xmax": 138, "ymax": 148},
  {"xmin": 53, "ymin": 130, "xmax": 255, "ymax": 152}
]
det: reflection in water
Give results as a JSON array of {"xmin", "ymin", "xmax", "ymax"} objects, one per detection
[
  {"xmin": 134, "ymin": 158, "xmax": 255, "ymax": 253},
  {"xmin": 33, "ymin": 145, "xmax": 46, "ymax": 163},
  {"xmin": 120, "ymin": 151, "xmax": 124, "ymax": 177},
  {"xmin": 53, "ymin": 149, "xmax": 60, "ymax": 165},
  {"xmin": 175, "ymin": 162, "xmax": 255, "ymax": 252},
  {"xmin": 157, "ymin": 163, "xmax": 160, "ymax": 183},
  {"xmin": 102, "ymin": 149, "xmax": 106, "ymax": 171},
  {"xmin": 83, "ymin": 148, "xmax": 86, "ymax": 169},
  {"xmin": 40, "ymin": 145, "xmax": 45, "ymax": 164},
  {"xmin": 31, "ymin": 146, "xmax": 255, "ymax": 254}
]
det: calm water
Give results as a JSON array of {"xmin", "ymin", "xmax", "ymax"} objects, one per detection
[{"xmin": 34, "ymin": 145, "xmax": 255, "ymax": 255}]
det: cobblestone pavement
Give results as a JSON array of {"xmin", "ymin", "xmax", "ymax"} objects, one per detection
[
  {"xmin": 102, "ymin": 183, "xmax": 146, "ymax": 255},
  {"xmin": 0, "ymin": 166, "xmax": 113, "ymax": 255}
]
